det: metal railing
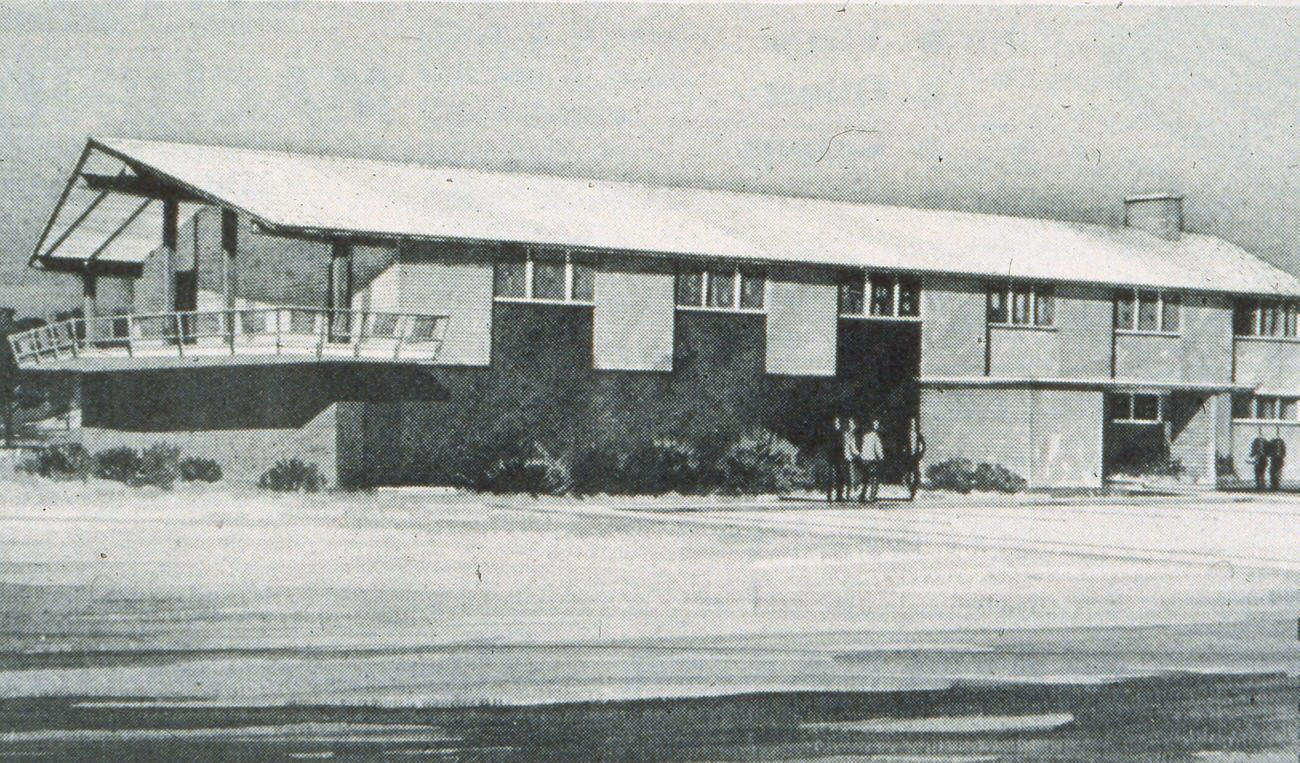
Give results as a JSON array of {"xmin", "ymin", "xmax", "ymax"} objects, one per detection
[{"xmin": 8, "ymin": 307, "xmax": 450, "ymax": 368}]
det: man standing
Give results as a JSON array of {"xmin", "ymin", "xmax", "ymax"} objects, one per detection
[
  {"xmin": 858, "ymin": 418, "xmax": 884, "ymax": 504},
  {"xmin": 826, "ymin": 416, "xmax": 847, "ymax": 503},
  {"xmin": 1249, "ymin": 431, "xmax": 1269, "ymax": 491},
  {"xmin": 1267, "ymin": 433, "xmax": 1286, "ymax": 491},
  {"xmin": 839, "ymin": 417, "xmax": 860, "ymax": 502}
]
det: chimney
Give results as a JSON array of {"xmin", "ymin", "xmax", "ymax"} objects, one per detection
[{"xmin": 1123, "ymin": 193, "xmax": 1183, "ymax": 241}]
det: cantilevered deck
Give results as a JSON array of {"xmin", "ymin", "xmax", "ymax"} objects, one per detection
[{"xmin": 8, "ymin": 307, "xmax": 449, "ymax": 371}]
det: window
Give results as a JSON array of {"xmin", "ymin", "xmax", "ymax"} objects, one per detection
[
  {"xmin": 1110, "ymin": 392, "xmax": 1164, "ymax": 423},
  {"xmin": 676, "ymin": 265, "xmax": 765, "ymax": 311},
  {"xmin": 988, "ymin": 283, "xmax": 1053, "ymax": 327},
  {"xmin": 1233, "ymin": 298, "xmax": 1300, "ymax": 338},
  {"xmin": 1115, "ymin": 288, "xmax": 1180, "ymax": 333},
  {"xmin": 839, "ymin": 272, "xmax": 921, "ymax": 318},
  {"xmin": 1232, "ymin": 393, "xmax": 1300, "ymax": 422},
  {"xmin": 493, "ymin": 246, "xmax": 596, "ymax": 304}
]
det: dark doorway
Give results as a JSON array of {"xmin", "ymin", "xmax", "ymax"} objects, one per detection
[{"xmin": 835, "ymin": 319, "xmax": 922, "ymax": 481}]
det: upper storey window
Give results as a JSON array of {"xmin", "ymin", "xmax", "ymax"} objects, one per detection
[
  {"xmin": 494, "ymin": 246, "xmax": 595, "ymax": 304},
  {"xmin": 1234, "ymin": 298, "xmax": 1300, "ymax": 338},
  {"xmin": 839, "ymin": 272, "xmax": 920, "ymax": 318},
  {"xmin": 675, "ymin": 265, "xmax": 765, "ymax": 311},
  {"xmin": 1115, "ymin": 289, "xmax": 1181, "ymax": 333},
  {"xmin": 987, "ymin": 283, "xmax": 1054, "ymax": 327}
]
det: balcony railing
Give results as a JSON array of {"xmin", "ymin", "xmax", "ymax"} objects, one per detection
[{"xmin": 8, "ymin": 307, "xmax": 450, "ymax": 370}]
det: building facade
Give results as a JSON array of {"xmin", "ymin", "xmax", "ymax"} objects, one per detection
[{"xmin": 13, "ymin": 138, "xmax": 1300, "ymax": 489}]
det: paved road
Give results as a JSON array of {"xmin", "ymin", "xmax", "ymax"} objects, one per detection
[{"xmin": 0, "ymin": 483, "xmax": 1296, "ymax": 705}]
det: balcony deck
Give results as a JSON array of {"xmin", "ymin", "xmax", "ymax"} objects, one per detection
[{"xmin": 8, "ymin": 308, "xmax": 450, "ymax": 371}]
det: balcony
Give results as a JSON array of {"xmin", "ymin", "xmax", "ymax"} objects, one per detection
[{"xmin": 8, "ymin": 307, "xmax": 450, "ymax": 371}]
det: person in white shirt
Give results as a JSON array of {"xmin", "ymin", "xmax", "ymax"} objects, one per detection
[{"xmin": 858, "ymin": 418, "xmax": 884, "ymax": 504}]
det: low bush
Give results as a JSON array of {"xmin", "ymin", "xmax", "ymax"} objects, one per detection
[
  {"xmin": 624, "ymin": 438, "xmax": 702, "ymax": 495},
  {"xmin": 135, "ymin": 444, "xmax": 182, "ymax": 489},
  {"xmin": 474, "ymin": 442, "xmax": 571, "ymax": 497},
  {"xmin": 1215, "ymin": 453, "xmax": 1237, "ymax": 479},
  {"xmin": 926, "ymin": 458, "xmax": 1026, "ymax": 494},
  {"xmin": 259, "ymin": 459, "xmax": 327, "ymax": 493},
  {"xmin": 712, "ymin": 428, "xmax": 813, "ymax": 495},
  {"xmin": 92, "ymin": 444, "xmax": 182, "ymax": 489},
  {"xmin": 16, "ymin": 443, "xmax": 92, "ymax": 481},
  {"xmin": 569, "ymin": 447, "xmax": 625, "ymax": 496},
  {"xmin": 92, "ymin": 447, "xmax": 143, "ymax": 484},
  {"xmin": 179, "ymin": 456, "xmax": 223, "ymax": 483}
]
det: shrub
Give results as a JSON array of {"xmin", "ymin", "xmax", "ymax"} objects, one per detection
[
  {"xmin": 92, "ymin": 444, "xmax": 182, "ymax": 489},
  {"xmin": 1215, "ymin": 453, "xmax": 1237, "ymax": 479},
  {"xmin": 134, "ymin": 444, "xmax": 182, "ymax": 489},
  {"xmin": 179, "ymin": 456, "xmax": 222, "ymax": 483},
  {"xmin": 623, "ymin": 438, "xmax": 702, "ymax": 495},
  {"xmin": 258, "ymin": 459, "xmax": 327, "ymax": 493},
  {"xmin": 16, "ymin": 443, "xmax": 92, "ymax": 481},
  {"xmin": 569, "ymin": 447, "xmax": 626, "ymax": 496},
  {"xmin": 712, "ymin": 428, "xmax": 813, "ymax": 494},
  {"xmin": 474, "ymin": 442, "xmax": 571, "ymax": 497},
  {"xmin": 93, "ymin": 447, "xmax": 143, "ymax": 484},
  {"xmin": 926, "ymin": 458, "xmax": 1026, "ymax": 494}
]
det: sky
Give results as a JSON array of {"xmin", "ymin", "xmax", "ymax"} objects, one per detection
[{"xmin": 2, "ymin": 3, "xmax": 1299, "ymax": 315}]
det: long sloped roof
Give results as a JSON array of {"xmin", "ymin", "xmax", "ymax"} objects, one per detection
[{"xmin": 81, "ymin": 137, "xmax": 1300, "ymax": 296}]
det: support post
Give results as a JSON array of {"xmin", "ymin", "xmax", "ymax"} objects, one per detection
[
  {"xmin": 222, "ymin": 208, "xmax": 238, "ymax": 349},
  {"xmin": 162, "ymin": 198, "xmax": 179, "ymax": 311},
  {"xmin": 81, "ymin": 270, "xmax": 97, "ymax": 346},
  {"xmin": 328, "ymin": 240, "xmax": 353, "ymax": 342}
]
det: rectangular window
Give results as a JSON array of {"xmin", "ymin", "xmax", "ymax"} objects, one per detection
[
  {"xmin": 493, "ymin": 246, "xmax": 596, "ymax": 304},
  {"xmin": 839, "ymin": 275, "xmax": 865, "ymax": 315},
  {"xmin": 676, "ymin": 270, "xmax": 703, "ymax": 307},
  {"xmin": 987, "ymin": 288, "xmax": 1008, "ymax": 324},
  {"xmin": 1115, "ymin": 288, "xmax": 1182, "ymax": 333},
  {"xmin": 1110, "ymin": 392, "xmax": 1163, "ymax": 423},
  {"xmin": 897, "ymin": 277, "xmax": 921, "ymax": 317},
  {"xmin": 1137, "ymin": 291, "xmax": 1159, "ymax": 331},
  {"xmin": 531, "ymin": 248, "xmax": 566, "ymax": 301},
  {"xmin": 739, "ymin": 270, "xmax": 765, "ymax": 310},
  {"xmin": 869, "ymin": 274, "xmax": 894, "ymax": 316},
  {"xmin": 677, "ymin": 266, "xmax": 765, "ymax": 312},
  {"xmin": 707, "ymin": 269, "xmax": 735, "ymax": 308},
  {"xmin": 1116, "ymin": 291, "xmax": 1135, "ymax": 330},
  {"xmin": 1233, "ymin": 299, "xmax": 1256, "ymax": 336},
  {"xmin": 1233, "ymin": 393, "xmax": 1300, "ymax": 421},
  {"xmin": 989, "ymin": 283, "xmax": 1053, "ymax": 327},
  {"xmin": 1160, "ymin": 293, "xmax": 1181, "ymax": 332},
  {"xmin": 839, "ymin": 271, "xmax": 921, "ymax": 319},
  {"xmin": 570, "ymin": 256, "xmax": 595, "ymax": 302},
  {"xmin": 1033, "ymin": 285, "xmax": 1055, "ymax": 326},
  {"xmin": 493, "ymin": 256, "xmax": 527, "ymax": 299}
]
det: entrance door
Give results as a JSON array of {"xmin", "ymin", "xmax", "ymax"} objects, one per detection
[
  {"xmin": 836, "ymin": 319, "xmax": 922, "ymax": 482},
  {"xmin": 1104, "ymin": 391, "xmax": 1170, "ymax": 478}
]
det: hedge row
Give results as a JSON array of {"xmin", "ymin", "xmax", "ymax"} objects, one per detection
[{"xmin": 15, "ymin": 444, "xmax": 324, "ymax": 492}]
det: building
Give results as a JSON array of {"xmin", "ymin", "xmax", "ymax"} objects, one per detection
[{"xmin": 12, "ymin": 137, "xmax": 1300, "ymax": 489}]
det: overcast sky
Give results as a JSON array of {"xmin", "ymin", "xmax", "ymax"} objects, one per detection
[{"xmin": 2, "ymin": 3, "xmax": 1299, "ymax": 315}]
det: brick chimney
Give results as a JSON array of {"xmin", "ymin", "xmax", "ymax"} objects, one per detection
[{"xmin": 1124, "ymin": 193, "xmax": 1183, "ymax": 241}]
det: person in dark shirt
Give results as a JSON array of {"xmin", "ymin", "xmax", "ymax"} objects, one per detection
[
  {"xmin": 1267, "ymin": 433, "xmax": 1286, "ymax": 491},
  {"xmin": 1249, "ymin": 432, "xmax": 1269, "ymax": 491},
  {"xmin": 826, "ymin": 416, "xmax": 847, "ymax": 503}
]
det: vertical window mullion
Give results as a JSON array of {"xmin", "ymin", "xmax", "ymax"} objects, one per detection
[
  {"xmin": 702, "ymin": 270, "xmax": 710, "ymax": 309},
  {"xmin": 563, "ymin": 251, "xmax": 574, "ymax": 303},
  {"xmin": 524, "ymin": 256, "xmax": 534, "ymax": 299},
  {"xmin": 893, "ymin": 279, "xmax": 901, "ymax": 318},
  {"xmin": 734, "ymin": 268, "xmax": 742, "ymax": 310}
]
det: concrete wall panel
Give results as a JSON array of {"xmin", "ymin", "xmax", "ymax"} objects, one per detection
[
  {"xmin": 766, "ymin": 264, "xmax": 836, "ymax": 376},
  {"xmin": 399, "ymin": 241, "xmax": 494, "ymax": 366},
  {"xmin": 920, "ymin": 275, "xmax": 985, "ymax": 377},
  {"xmin": 593, "ymin": 254, "xmax": 675, "ymax": 371}
]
